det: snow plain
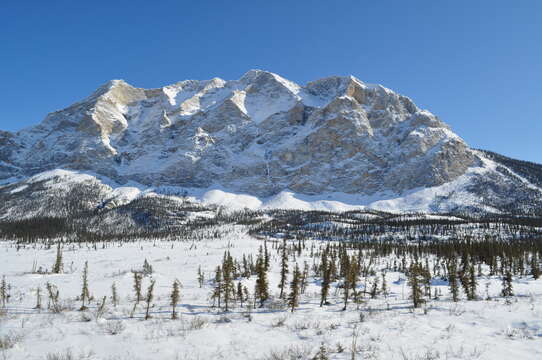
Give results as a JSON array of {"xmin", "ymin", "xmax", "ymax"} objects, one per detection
[{"xmin": 1, "ymin": 227, "xmax": 542, "ymax": 360}]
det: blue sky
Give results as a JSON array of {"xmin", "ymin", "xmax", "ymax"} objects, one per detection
[{"xmin": 1, "ymin": 0, "xmax": 540, "ymax": 162}]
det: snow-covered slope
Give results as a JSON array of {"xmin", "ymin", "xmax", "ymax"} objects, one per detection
[{"xmin": 0, "ymin": 70, "xmax": 541, "ymax": 214}]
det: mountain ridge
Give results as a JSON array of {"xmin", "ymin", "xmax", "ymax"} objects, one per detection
[{"xmin": 0, "ymin": 70, "xmax": 541, "ymax": 215}]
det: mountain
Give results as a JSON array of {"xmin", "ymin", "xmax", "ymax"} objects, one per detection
[{"xmin": 0, "ymin": 70, "xmax": 541, "ymax": 218}]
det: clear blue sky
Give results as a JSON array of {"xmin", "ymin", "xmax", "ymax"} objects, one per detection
[{"xmin": 1, "ymin": 0, "xmax": 540, "ymax": 163}]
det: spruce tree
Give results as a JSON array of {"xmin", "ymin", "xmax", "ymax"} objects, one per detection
[
  {"xmin": 370, "ymin": 276, "xmax": 379, "ymax": 299},
  {"xmin": 320, "ymin": 262, "xmax": 331, "ymax": 307},
  {"xmin": 171, "ymin": 279, "xmax": 181, "ymax": 319},
  {"xmin": 222, "ymin": 252, "xmax": 235, "ymax": 311},
  {"xmin": 130, "ymin": 272, "xmax": 143, "ymax": 318},
  {"xmin": 408, "ymin": 263, "xmax": 425, "ymax": 308},
  {"xmin": 448, "ymin": 261, "xmax": 459, "ymax": 302},
  {"xmin": 212, "ymin": 266, "xmax": 223, "ymax": 309},
  {"xmin": 423, "ymin": 261, "xmax": 432, "ymax": 297},
  {"xmin": 278, "ymin": 239, "xmax": 289, "ymax": 299},
  {"xmin": 133, "ymin": 272, "xmax": 143, "ymax": 304},
  {"xmin": 197, "ymin": 266, "xmax": 205, "ymax": 288},
  {"xmin": 467, "ymin": 264, "xmax": 477, "ymax": 300},
  {"xmin": 79, "ymin": 261, "xmax": 90, "ymax": 311},
  {"xmin": 144, "ymin": 279, "xmax": 156, "ymax": 320},
  {"xmin": 288, "ymin": 263, "xmax": 301, "ymax": 312},
  {"xmin": 381, "ymin": 272, "xmax": 388, "ymax": 299},
  {"xmin": 254, "ymin": 255, "xmax": 269, "ymax": 308},
  {"xmin": 46, "ymin": 282, "xmax": 60, "ymax": 313},
  {"xmin": 111, "ymin": 282, "xmax": 118, "ymax": 308},
  {"xmin": 300, "ymin": 261, "xmax": 309, "ymax": 294},
  {"xmin": 237, "ymin": 281, "xmax": 244, "ymax": 307},
  {"xmin": 0, "ymin": 276, "xmax": 7, "ymax": 308},
  {"xmin": 35, "ymin": 286, "xmax": 42, "ymax": 310},
  {"xmin": 264, "ymin": 240, "xmax": 270, "ymax": 271},
  {"xmin": 52, "ymin": 242, "xmax": 63, "ymax": 274},
  {"xmin": 501, "ymin": 270, "xmax": 514, "ymax": 298},
  {"xmin": 531, "ymin": 254, "xmax": 540, "ymax": 280},
  {"xmin": 342, "ymin": 256, "xmax": 359, "ymax": 310},
  {"xmin": 142, "ymin": 259, "xmax": 153, "ymax": 276},
  {"xmin": 312, "ymin": 343, "xmax": 329, "ymax": 360}
]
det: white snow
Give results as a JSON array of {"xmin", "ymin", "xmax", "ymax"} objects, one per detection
[
  {"xmin": 1, "ymin": 233, "xmax": 541, "ymax": 359},
  {"xmin": 5, "ymin": 153, "xmax": 532, "ymax": 216},
  {"xmin": 104, "ymin": 186, "xmax": 142, "ymax": 205},
  {"xmin": 26, "ymin": 169, "xmax": 96, "ymax": 185}
]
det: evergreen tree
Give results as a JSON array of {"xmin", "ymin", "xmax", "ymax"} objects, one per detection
[
  {"xmin": 288, "ymin": 263, "xmax": 301, "ymax": 312},
  {"xmin": 467, "ymin": 264, "xmax": 477, "ymax": 300},
  {"xmin": 254, "ymin": 255, "xmax": 269, "ymax": 308},
  {"xmin": 171, "ymin": 279, "xmax": 181, "ymax": 319},
  {"xmin": 133, "ymin": 272, "xmax": 142, "ymax": 304},
  {"xmin": 320, "ymin": 261, "xmax": 331, "ymax": 307},
  {"xmin": 0, "ymin": 276, "xmax": 7, "ymax": 308},
  {"xmin": 264, "ymin": 240, "xmax": 270, "ymax": 271},
  {"xmin": 130, "ymin": 272, "xmax": 143, "ymax": 318},
  {"xmin": 79, "ymin": 261, "xmax": 90, "ymax": 311},
  {"xmin": 531, "ymin": 254, "xmax": 541, "ymax": 280},
  {"xmin": 111, "ymin": 282, "xmax": 118, "ymax": 308},
  {"xmin": 448, "ymin": 261, "xmax": 459, "ymax": 302},
  {"xmin": 142, "ymin": 259, "xmax": 153, "ymax": 276},
  {"xmin": 343, "ymin": 256, "xmax": 358, "ymax": 310},
  {"xmin": 381, "ymin": 272, "xmax": 388, "ymax": 299},
  {"xmin": 312, "ymin": 343, "xmax": 329, "ymax": 360},
  {"xmin": 52, "ymin": 242, "xmax": 63, "ymax": 274},
  {"xmin": 278, "ymin": 239, "xmax": 289, "ymax": 299},
  {"xmin": 408, "ymin": 263, "xmax": 425, "ymax": 308},
  {"xmin": 222, "ymin": 252, "xmax": 235, "ymax": 311},
  {"xmin": 211, "ymin": 266, "xmax": 223, "ymax": 309},
  {"xmin": 300, "ymin": 261, "xmax": 309, "ymax": 294},
  {"xmin": 144, "ymin": 279, "xmax": 156, "ymax": 320},
  {"xmin": 423, "ymin": 261, "xmax": 432, "ymax": 297},
  {"xmin": 197, "ymin": 266, "xmax": 205, "ymax": 288},
  {"xmin": 45, "ymin": 282, "xmax": 60, "ymax": 313},
  {"xmin": 237, "ymin": 281, "xmax": 244, "ymax": 307},
  {"xmin": 370, "ymin": 276, "xmax": 379, "ymax": 299},
  {"xmin": 501, "ymin": 270, "xmax": 514, "ymax": 298},
  {"xmin": 35, "ymin": 286, "xmax": 42, "ymax": 310},
  {"xmin": 242, "ymin": 255, "xmax": 251, "ymax": 278}
]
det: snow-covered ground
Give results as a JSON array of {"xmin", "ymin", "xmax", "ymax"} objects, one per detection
[{"xmin": 1, "ymin": 228, "xmax": 542, "ymax": 360}]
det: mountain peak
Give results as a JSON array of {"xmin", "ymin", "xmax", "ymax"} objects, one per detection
[{"xmin": 0, "ymin": 70, "xmax": 491, "ymax": 206}]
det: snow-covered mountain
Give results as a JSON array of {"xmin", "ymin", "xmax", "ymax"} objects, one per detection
[{"xmin": 1, "ymin": 70, "xmax": 541, "ymax": 215}]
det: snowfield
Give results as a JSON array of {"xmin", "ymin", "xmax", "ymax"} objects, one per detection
[{"xmin": 1, "ymin": 228, "xmax": 542, "ymax": 360}]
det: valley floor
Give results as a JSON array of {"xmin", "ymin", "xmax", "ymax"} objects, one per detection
[{"xmin": 1, "ymin": 228, "xmax": 541, "ymax": 360}]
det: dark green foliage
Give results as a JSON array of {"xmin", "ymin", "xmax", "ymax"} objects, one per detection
[
  {"xmin": 144, "ymin": 279, "xmax": 156, "ymax": 320},
  {"xmin": 408, "ymin": 263, "xmax": 426, "ymax": 308},
  {"xmin": 79, "ymin": 261, "xmax": 90, "ymax": 311},
  {"xmin": 52, "ymin": 243, "xmax": 63, "ymax": 274},
  {"xmin": 254, "ymin": 252, "xmax": 269, "ymax": 308},
  {"xmin": 171, "ymin": 279, "xmax": 181, "ymax": 319},
  {"xmin": 288, "ymin": 263, "xmax": 301, "ymax": 312},
  {"xmin": 278, "ymin": 239, "xmax": 289, "ymax": 299}
]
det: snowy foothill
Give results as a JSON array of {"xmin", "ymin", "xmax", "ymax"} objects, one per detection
[{"xmin": 1, "ymin": 227, "xmax": 542, "ymax": 360}]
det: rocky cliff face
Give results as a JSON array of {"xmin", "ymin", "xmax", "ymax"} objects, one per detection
[{"xmin": 0, "ymin": 70, "xmax": 477, "ymax": 197}]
